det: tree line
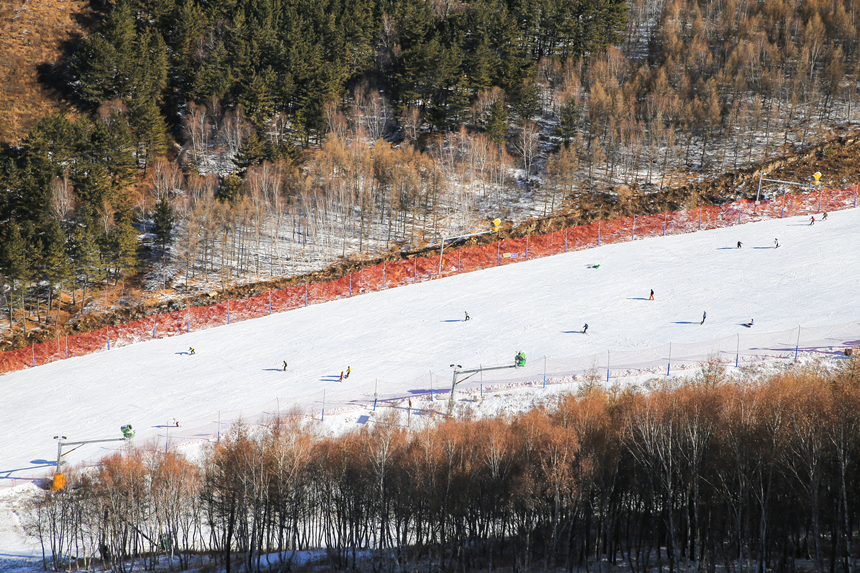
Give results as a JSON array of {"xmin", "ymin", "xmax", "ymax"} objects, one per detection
[{"xmin": 26, "ymin": 357, "xmax": 860, "ymax": 573}]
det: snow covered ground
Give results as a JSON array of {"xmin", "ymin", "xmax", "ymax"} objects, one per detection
[{"xmin": 1, "ymin": 207, "xmax": 859, "ymax": 559}]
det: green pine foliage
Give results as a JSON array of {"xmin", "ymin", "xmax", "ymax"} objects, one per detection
[
  {"xmin": 153, "ymin": 197, "xmax": 174, "ymax": 257},
  {"xmin": 217, "ymin": 173, "xmax": 243, "ymax": 203},
  {"xmin": 69, "ymin": 0, "xmax": 628, "ymax": 152},
  {"xmin": 557, "ymin": 97, "xmax": 579, "ymax": 146},
  {"xmin": 485, "ymin": 99, "xmax": 510, "ymax": 144},
  {"xmin": 233, "ymin": 131, "xmax": 267, "ymax": 174}
]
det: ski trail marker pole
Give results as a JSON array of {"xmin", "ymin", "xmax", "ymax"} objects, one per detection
[
  {"xmin": 667, "ymin": 342, "xmax": 672, "ymax": 376},
  {"xmin": 736, "ymin": 334, "xmax": 740, "ymax": 367},
  {"xmin": 795, "ymin": 325, "xmax": 801, "ymax": 361},
  {"xmin": 606, "ymin": 350, "xmax": 610, "ymax": 382}
]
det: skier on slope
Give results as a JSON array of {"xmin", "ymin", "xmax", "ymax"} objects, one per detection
[
  {"xmin": 189, "ymin": 347, "xmax": 195, "ymax": 355},
  {"xmin": 339, "ymin": 371, "xmax": 344, "ymax": 382},
  {"xmin": 774, "ymin": 238, "xmax": 779, "ymax": 248},
  {"xmin": 345, "ymin": 366, "xmax": 351, "ymax": 379},
  {"xmin": 823, "ymin": 212, "xmax": 828, "ymax": 220},
  {"xmin": 810, "ymin": 216, "xmax": 815, "ymax": 225},
  {"xmin": 464, "ymin": 311, "xmax": 470, "ymax": 321},
  {"xmin": 649, "ymin": 289, "xmax": 654, "ymax": 300},
  {"xmin": 282, "ymin": 360, "xmax": 287, "ymax": 371},
  {"xmin": 701, "ymin": 311, "xmax": 707, "ymax": 325},
  {"xmin": 737, "ymin": 240, "xmax": 742, "ymax": 248},
  {"xmin": 582, "ymin": 323, "xmax": 589, "ymax": 334}
]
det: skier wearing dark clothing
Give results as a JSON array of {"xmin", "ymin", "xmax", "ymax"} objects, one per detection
[
  {"xmin": 189, "ymin": 347, "xmax": 195, "ymax": 355},
  {"xmin": 737, "ymin": 241, "xmax": 742, "ymax": 248},
  {"xmin": 282, "ymin": 361, "xmax": 287, "ymax": 371},
  {"xmin": 823, "ymin": 212, "xmax": 828, "ymax": 220},
  {"xmin": 582, "ymin": 323, "xmax": 589, "ymax": 334},
  {"xmin": 649, "ymin": 289, "xmax": 654, "ymax": 300},
  {"xmin": 810, "ymin": 216, "xmax": 815, "ymax": 225},
  {"xmin": 774, "ymin": 238, "xmax": 779, "ymax": 248},
  {"xmin": 701, "ymin": 311, "xmax": 707, "ymax": 325}
]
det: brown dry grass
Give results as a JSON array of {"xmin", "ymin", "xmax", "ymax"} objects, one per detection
[{"xmin": 0, "ymin": 0, "xmax": 92, "ymax": 144}]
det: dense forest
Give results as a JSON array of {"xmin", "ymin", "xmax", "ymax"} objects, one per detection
[
  {"xmin": 1, "ymin": 0, "xmax": 859, "ymax": 342},
  {"xmin": 26, "ymin": 358, "xmax": 860, "ymax": 573}
]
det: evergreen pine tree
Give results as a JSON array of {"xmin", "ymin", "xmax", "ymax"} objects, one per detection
[
  {"xmin": 514, "ymin": 79, "xmax": 541, "ymax": 120},
  {"xmin": 108, "ymin": 211, "xmax": 139, "ymax": 278},
  {"xmin": 485, "ymin": 99, "xmax": 509, "ymax": 144},
  {"xmin": 129, "ymin": 98, "xmax": 169, "ymax": 169},
  {"xmin": 70, "ymin": 217, "xmax": 103, "ymax": 313},
  {"xmin": 42, "ymin": 219, "xmax": 72, "ymax": 322},
  {"xmin": 153, "ymin": 197, "xmax": 174, "ymax": 257},
  {"xmin": 238, "ymin": 68, "xmax": 277, "ymax": 130},
  {"xmin": 233, "ymin": 130, "xmax": 267, "ymax": 174},
  {"xmin": 218, "ymin": 173, "xmax": 243, "ymax": 202},
  {"xmin": 558, "ymin": 97, "xmax": 579, "ymax": 145},
  {"xmin": 192, "ymin": 41, "xmax": 236, "ymax": 102},
  {"xmin": 74, "ymin": 1, "xmax": 137, "ymax": 103},
  {"xmin": 1, "ymin": 223, "xmax": 32, "ymax": 332},
  {"xmin": 467, "ymin": 38, "xmax": 497, "ymax": 94}
]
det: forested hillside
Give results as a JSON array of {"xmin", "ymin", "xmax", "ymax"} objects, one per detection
[{"xmin": 1, "ymin": 0, "xmax": 859, "ymax": 347}]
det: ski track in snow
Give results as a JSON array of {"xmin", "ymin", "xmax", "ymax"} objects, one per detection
[{"xmin": 1, "ymin": 208, "xmax": 860, "ymax": 558}]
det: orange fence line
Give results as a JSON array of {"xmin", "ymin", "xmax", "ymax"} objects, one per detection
[{"xmin": 2, "ymin": 185, "xmax": 858, "ymax": 376}]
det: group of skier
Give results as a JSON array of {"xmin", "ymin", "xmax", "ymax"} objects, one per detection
[
  {"xmin": 180, "ymin": 212, "xmax": 824, "ymax": 381},
  {"xmin": 736, "ymin": 238, "xmax": 779, "ymax": 249}
]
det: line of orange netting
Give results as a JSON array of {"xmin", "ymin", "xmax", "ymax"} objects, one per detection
[{"xmin": 2, "ymin": 185, "xmax": 857, "ymax": 375}]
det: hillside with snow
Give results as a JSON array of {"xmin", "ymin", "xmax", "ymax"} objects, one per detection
[{"xmin": 1, "ymin": 206, "xmax": 859, "ymax": 559}]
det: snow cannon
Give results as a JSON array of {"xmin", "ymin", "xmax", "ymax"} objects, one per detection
[
  {"xmin": 515, "ymin": 352, "xmax": 526, "ymax": 367},
  {"xmin": 121, "ymin": 424, "xmax": 135, "ymax": 439},
  {"xmin": 51, "ymin": 473, "xmax": 66, "ymax": 491}
]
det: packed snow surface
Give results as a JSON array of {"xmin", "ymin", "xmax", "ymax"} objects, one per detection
[{"xmin": 1, "ymin": 208, "xmax": 859, "ymax": 556}]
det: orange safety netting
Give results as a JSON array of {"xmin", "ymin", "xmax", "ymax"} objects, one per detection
[{"xmin": 2, "ymin": 185, "xmax": 858, "ymax": 376}]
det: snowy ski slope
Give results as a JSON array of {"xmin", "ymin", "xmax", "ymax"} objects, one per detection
[{"xmin": 1, "ymin": 208, "xmax": 859, "ymax": 505}]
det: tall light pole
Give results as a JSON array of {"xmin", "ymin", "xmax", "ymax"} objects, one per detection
[
  {"xmin": 52, "ymin": 431, "xmax": 133, "ymax": 490},
  {"xmin": 447, "ymin": 353, "xmax": 524, "ymax": 415}
]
